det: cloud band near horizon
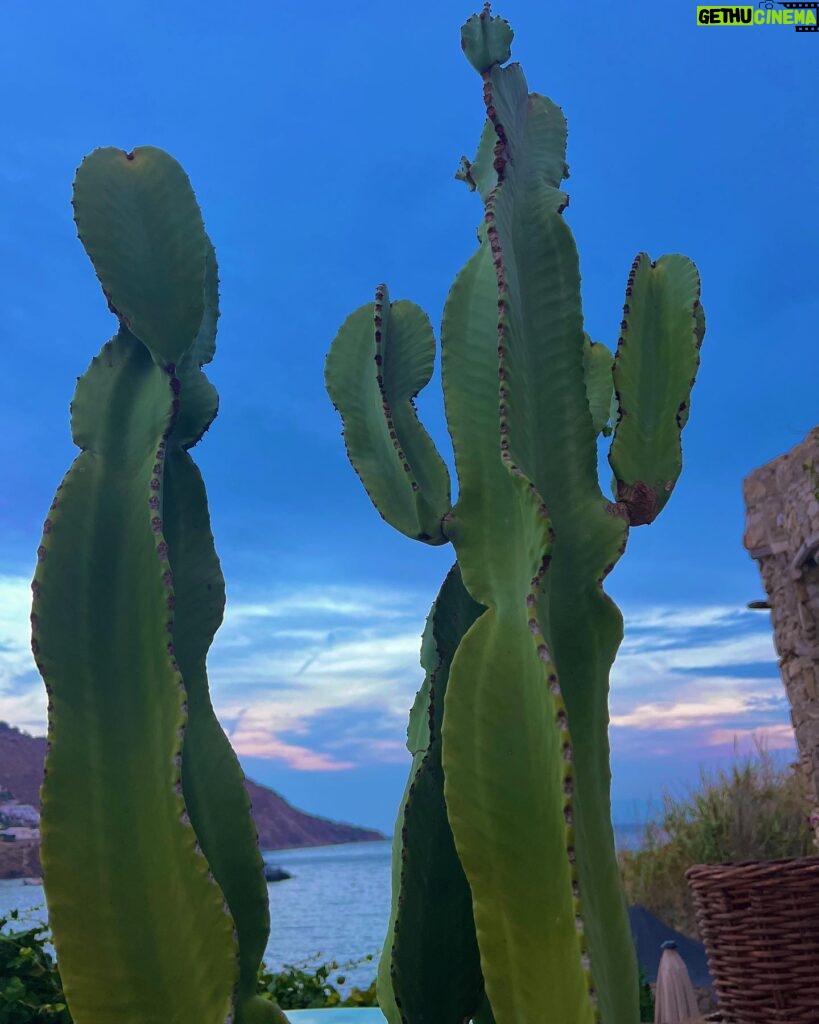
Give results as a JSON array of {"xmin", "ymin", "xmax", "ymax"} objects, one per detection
[{"xmin": 0, "ymin": 574, "xmax": 793, "ymax": 782}]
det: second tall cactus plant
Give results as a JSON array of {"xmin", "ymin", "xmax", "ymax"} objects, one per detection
[{"xmin": 326, "ymin": 9, "xmax": 705, "ymax": 1024}]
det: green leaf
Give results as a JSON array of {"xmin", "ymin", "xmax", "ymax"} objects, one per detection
[
  {"xmin": 73, "ymin": 147, "xmax": 207, "ymax": 366},
  {"xmin": 35, "ymin": 331, "xmax": 237, "ymax": 1024},
  {"xmin": 325, "ymin": 286, "xmax": 451, "ymax": 543},
  {"xmin": 609, "ymin": 253, "xmax": 704, "ymax": 525}
]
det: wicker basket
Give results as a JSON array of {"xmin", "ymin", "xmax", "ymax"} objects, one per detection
[{"xmin": 686, "ymin": 857, "xmax": 819, "ymax": 1024}]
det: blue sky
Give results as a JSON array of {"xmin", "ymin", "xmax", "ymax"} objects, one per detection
[{"xmin": 0, "ymin": 1, "xmax": 817, "ymax": 833}]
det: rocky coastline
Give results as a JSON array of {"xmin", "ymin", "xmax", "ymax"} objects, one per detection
[{"xmin": 0, "ymin": 722, "xmax": 384, "ymax": 880}]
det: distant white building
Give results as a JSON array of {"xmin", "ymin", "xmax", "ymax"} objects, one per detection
[
  {"xmin": 0, "ymin": 826, "xmax": 40, "ymax": 842},
  {"xmin": 0, "ymin": 802, "xmax": 40, "ymax": 827}
]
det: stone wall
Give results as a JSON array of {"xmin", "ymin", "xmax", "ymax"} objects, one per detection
[{"xmin": 744, "ymin": 427, "xmax": 819, "ymax": 845}]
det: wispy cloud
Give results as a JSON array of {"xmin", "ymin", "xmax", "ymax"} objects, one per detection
[
  {"xmin": 0, "ymin": 576, "xmax": 45, "ymax": 735},
  {"xmin": 212, "ymin": 588, "xmax": 428, "ymax": 769},
  {"xmin": 0, "ymin": 573, "xmax": 795, "ymax": 777},
  {"xmin": 0, "ymin": 573, "xmax": 430, "ymax": 770},
  {"xmin": 624, "ymin": 605, "xmax": 754, "ymax": 632},
  {"xmin": 609, "ymin": 600, "xmax": 792, "ymax": 761},
  {"xmin": 611, "ymin": 694, "xmax": 757, "ymax": 730}
]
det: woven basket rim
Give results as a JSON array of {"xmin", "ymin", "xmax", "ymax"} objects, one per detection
[{"xmin": 686, "ymin": 854, "xmax": 819, "ymax": 880}]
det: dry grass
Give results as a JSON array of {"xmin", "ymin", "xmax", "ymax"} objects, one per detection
[{"xmin": 619, "ymin": 743, "xmax": 815, "ymax": 937}]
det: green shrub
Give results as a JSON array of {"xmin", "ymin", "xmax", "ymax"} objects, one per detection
[
  {"xmin": 0, "ymin": 916, "xmax": 377, "ymax": 1019},
  {"xmin": 256, "ymin": 955, "xmax": 377, "ymax": 1010},
  {"xmin": 638, "ymin": 965, "xmax": 654, "ymax": 1023},
  {"xmin": 0, "ymin": 912, "xmax": 70, "ymax": 1023},
  {"xmin": 619, "ymin": 745, "xmax": 814, "ymax": 936}
]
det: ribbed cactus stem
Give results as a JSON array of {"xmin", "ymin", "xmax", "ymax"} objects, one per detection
[
  {"xmin": 34, "ymin": 147, "xmax": 283, "ymax": 1024},
  {"xmin": 326, "ymin": 11, "xmax": 705, "ymax": 1023}
]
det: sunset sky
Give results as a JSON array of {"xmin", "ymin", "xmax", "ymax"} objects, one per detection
[{"xmin": 1, "ymin": 0, "xmax": 816, "ymax": 832}]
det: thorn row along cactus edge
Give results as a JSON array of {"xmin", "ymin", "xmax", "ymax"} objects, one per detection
[{"xmin": 326, "ymin": 8, "xmax": 704, "ymax": 1024}]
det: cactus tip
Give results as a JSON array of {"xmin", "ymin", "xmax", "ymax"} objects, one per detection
[{"xmin": 461, "ymin": 7, "xmax": 513, "ymax": 72}]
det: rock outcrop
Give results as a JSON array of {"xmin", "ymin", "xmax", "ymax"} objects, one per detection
[{"xmin": 0, "ymin": 722, "xmax": 384, "ymax": 878}]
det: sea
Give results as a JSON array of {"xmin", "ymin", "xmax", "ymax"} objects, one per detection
[{"xmin": 0, "ymin": 826, "xmax": 644, "ymax": 992}]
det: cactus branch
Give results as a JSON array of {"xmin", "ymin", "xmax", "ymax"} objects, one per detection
[
  {"xmin": 35, "ymin": 331, "xmax": 238, "ymax": 1024},
  {"xmin": 609, "ymin": 253, "xmax": 704, "ymax": 525},
  {"xmin": 325, "ymin": 286, "xmax": 451, "ymax": 543},
  {"xmin": 378, "ymin": 565, "xmax": 486, "ymax": 1024}
]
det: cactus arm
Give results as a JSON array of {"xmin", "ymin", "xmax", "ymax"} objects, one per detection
[
  {"xmin": 608, "ymin": 253, "xmax": 704, "ymax": 525},
  {"xmin": 71, "ymin": 147, "xmax": 207, "ymax": 366},
  {"xmin": 33, "ymin": 332, "xmax": 237, "ymax": 1024},
  {"xmin": 583, "ymin": 336, "xmax": 615, "ymax": 437},
  {"xmin": 455, "ymin": 120, "xmax": 497, "ymax": 200},
  {"xmin": 325, "ymin": 287, "xmax": 451, "ymax": 543},
  {"xmin": 164, "ymin": 451, "xmax": 280, "ymax": 1024},
  {"xmin": 159, "ymin": 241, "xmax": 280, "ymax": 1024},
  {"xmin": 470, "ymin": 40, "xmax": 639, "ymax": 1022},
  {"xmin": 377, "ymin": 613, "xmax": 439, "ymax": 1024},
  {"xmin": 192, "ymin": 236, "xmax": 219, "ymax": 366},
  {"xmin": 379, "ymin": 565, "xmax": 485, "ymax": 1024},
  {"xmin": 440, "ymin": 241, "xmax": 595, "ymax": 1024}
]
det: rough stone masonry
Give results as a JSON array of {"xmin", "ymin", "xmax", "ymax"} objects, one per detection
[{"xmin": 744, "ymin": 427, "xmax": 819, "ymax": 847}]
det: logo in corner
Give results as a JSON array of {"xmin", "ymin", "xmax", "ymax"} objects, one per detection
[{"xmin": 696, "ymin": 2, "xmax": 819, "ymax": 29}]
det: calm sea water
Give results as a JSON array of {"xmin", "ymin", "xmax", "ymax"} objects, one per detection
[
  {"xmin": 0, "ymin": 841, "xmax": 391, "ymax": 991},
  {"xmin": 0, "ymin": 827, "xmax": 643, "ymax": 991}
]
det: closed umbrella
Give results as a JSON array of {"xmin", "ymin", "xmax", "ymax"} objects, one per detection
[{"xmin": 655, "ymin": 941, "xmax": 701, "ymax": 1024}]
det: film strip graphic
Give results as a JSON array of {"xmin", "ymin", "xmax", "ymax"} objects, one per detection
[{"xmin": 762, "ymin": 1, "xmax": 819, "ymax": 30}]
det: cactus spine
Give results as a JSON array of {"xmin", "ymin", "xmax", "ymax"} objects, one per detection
[
  {"xmin": 326, "ymin": 9, "xmax": 704, "ymax": 1024},
  {"xmin": 32, "ymin": 148, "xmax": 282, "ymax": 1024}
]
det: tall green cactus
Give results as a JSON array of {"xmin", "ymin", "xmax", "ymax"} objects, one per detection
[
  {"xmin": 326, "ymin": 9, "xmax": 704, "ymax": 1024},
  {"xmin": 32, "ymin": 147, "xmax": 283, "ymax": 1024}
]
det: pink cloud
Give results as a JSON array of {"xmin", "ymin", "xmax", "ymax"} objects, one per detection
[
  {"xmin": 228, "ymin": 727, "xmax": 355, "ymax": 771},
  {"xmin": 360, "ymin": 739, "xmax": 408, "ymax": 763},
  {"xmin": 610, "ymin": 696, "xmax": 749, "ymax": 731},
  {"xmin": 707, "ymin": 723, "xmax": 796, "ymax": 752}
]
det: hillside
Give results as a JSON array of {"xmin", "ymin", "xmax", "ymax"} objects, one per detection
[
  {"xmin": 244, "ymin": 779, "xmax": 382, "ymax": 849},
  {"xmin": 0, "ymin": 724, "xmax": 47, "ymax": 806},
  {"xmin": 0, "ymin": 721, "xmax": 383, "ymax": 851}
]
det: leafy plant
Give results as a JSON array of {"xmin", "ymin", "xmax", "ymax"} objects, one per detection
[
  {"xmin": 637, "ymin": 966, "xmax": 654, "ymax": 1023},
  {"xmin": 256, "ymin": 955, "xmax": 377, "ymax": 1010},
  {"xmin": 620, "ymin": 745, "xmax": 814, "ymax": 937},
  {"xmin": 0, "ymin": 917, "xmax": 377, "ymax": 1022},
  {"xmin": 0, "ymin": 912, "xmax": 70, "ymax": 1024},
  {"xmin": 326, "ymin": 7, "xmax": 704, "ymax": 1023}
]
